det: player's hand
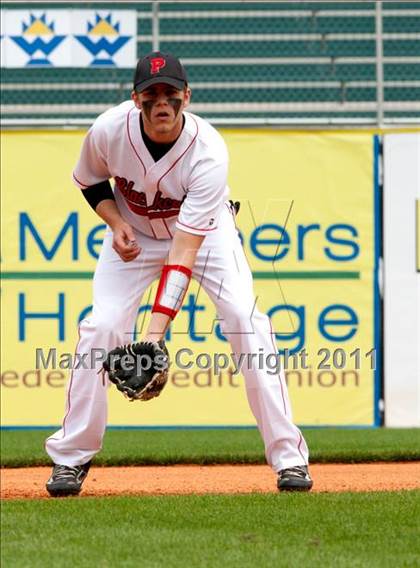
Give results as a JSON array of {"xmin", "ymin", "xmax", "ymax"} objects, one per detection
[{"xmin": 111, "ymin": 221, "xmax": 141, "ymax": 262}]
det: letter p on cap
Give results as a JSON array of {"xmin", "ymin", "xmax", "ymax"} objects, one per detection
[{"xmin": 150, "ymin": 57, "xmax": 166, "ymax": 74}]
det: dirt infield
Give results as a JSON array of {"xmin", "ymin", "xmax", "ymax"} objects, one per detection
[{"xmin": 2, "ymin": 462, "xmax": 420, "ymax": 499}]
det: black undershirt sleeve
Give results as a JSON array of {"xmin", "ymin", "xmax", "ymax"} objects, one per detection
[{"xmin": 81, "ymin": 179, "xmax": 115, "ymax": 211}]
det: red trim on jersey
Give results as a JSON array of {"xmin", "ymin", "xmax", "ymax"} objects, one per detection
[
  {"xmin": 177, "ymin": 220, "xmax": 217, "ymax": 232},
  {"xmin": 151, "ymin": 115, "xmax": 199, "ymax": 225},
  {"xmin": 163, "ymin": 218, "xmax": 173, "ymax": 238},
  {"xmin": 125, "ymin": 110, "xmax": 200, "ymax": 237},
  {"xmin": 73, "ymin": 172, "xmax": 90, "ymax": 188},
  {"xmin": 149, "ymin": 223, "xmax": 157, "ymax": 239},
  {"xmin": 156, "ymin": 116, "xmax": 199, "ymax": 193},
  {"xmin": 152, "ymin": 264, "xmax": 192, "ymax": 319},
  {"xmin": 127, "ymin": 107, "xmax": 146, "ymax": 176}
]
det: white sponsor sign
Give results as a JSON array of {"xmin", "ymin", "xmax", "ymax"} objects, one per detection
[
  {"xmin": 384, "ymin": 133, "xmax": 420, "ymax": 427},
  {"xmin": 1, "ymin": 10, "xmax": 136, "ymax": 68}
]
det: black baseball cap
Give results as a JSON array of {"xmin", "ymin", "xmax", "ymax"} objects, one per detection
[{"xmin": 133, "ymin": 51, "xmax": 188, "ymax": 92}]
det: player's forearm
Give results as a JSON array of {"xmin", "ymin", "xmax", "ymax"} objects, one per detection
[
  {"xmin": 145, "ymin": 229, "xmax": 204, "ymax": 341},
  {"xmin": 95, "ymin": 199, "xmax": 126, "ymax": 230},
  {"xmin": 144, "ymin": 312, "xmax": 172, "ymax": 342},
  {"xmin": 168, "ymin": 228, "xmax": 205, "ymax": 269}
]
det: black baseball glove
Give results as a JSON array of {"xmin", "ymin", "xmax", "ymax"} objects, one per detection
[{"xmin": 103, "ymin": 340, "xmax": 169, "ymax": 401}]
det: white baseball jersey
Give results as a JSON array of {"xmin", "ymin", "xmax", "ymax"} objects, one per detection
[{"xmin": 72, "ymin": 101, "xmax": 229, "ymax": 240}]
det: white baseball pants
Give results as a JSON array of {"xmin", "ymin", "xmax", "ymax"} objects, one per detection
[{"xmin": 46, "ymin": 208, "xmax": 309, "ymax": 472}]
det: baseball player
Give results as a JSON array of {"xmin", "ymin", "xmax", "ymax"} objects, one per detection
[{"xmin": 45, "ymin": 51, "xmax": 313, "ymax": 496}]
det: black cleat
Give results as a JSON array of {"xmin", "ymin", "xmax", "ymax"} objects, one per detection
[
  {"xmin": 277, "ymin": 465, "xmax": 313, "ymax": 492},
  {"xmin": 46, "ymin": 461, "xmax": 91, "ymax": 497}
]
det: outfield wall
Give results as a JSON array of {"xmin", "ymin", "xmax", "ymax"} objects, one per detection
[{"xmin": 1, "ymin": 129, "xmax": 383, "ymax": 427}]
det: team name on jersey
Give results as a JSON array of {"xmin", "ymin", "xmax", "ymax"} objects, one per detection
[{"xmin": 114, "ymin": 176, "xmax": 185, "ymax": 220}]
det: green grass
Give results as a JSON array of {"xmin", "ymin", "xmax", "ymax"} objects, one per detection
[
  {"xmin": 1, "ymin": 428, "xmax": 420, "ymax": 468},
  {"xmin": 2, "ymin": 492, "xmax": 420, "ymax": 568}
]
